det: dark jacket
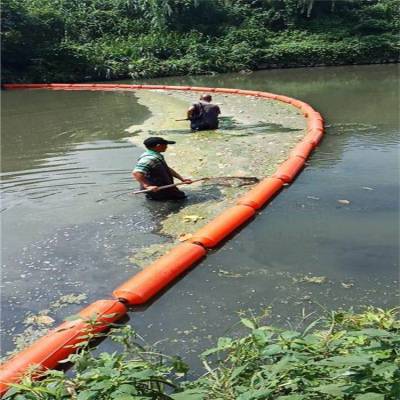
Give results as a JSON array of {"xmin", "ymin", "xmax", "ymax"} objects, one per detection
[{"xmin": 190, "ymin": 101, "xmax": 220, "ymax": 131}]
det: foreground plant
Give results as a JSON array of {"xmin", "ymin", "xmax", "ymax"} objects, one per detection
[
  {"xmin": 4, "ymin": 307, "xmax": 399, "ymax": 400},
  {"xmin": 181, "ymin": 307, "xmax": 400, "ymax": 400},
  {"xmin": 4, "ymin": 324, "xmax": 187, "ymax": 400}
]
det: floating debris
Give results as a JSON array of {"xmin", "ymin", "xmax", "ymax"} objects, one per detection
[
  {"xmin": 24, "ymin": 314, "xmax": 55, "ymax": 326},
  {"xmin": 341, "ymin": 282, "xmax": 354, "ymax": 289},
  {"xmin": 296, "ymin": 275, "xmax": 327, "ymax": 284},
  {"xmin": 217, "ymin": 269, "xmax": 245, "ymax": 278},
  {"xmin": 178, "ymin": 233, "xmax": 193, "ymax": 242},
  {"xmin": 52, "ymin": 293, "xmax": 87, "ymax": 310},
  {"xmin": 337, "ymin": 199, "xmax": 351, "ymax": 205},
  {"xmin": 183, "ymin": 215, "xmax": 204, "ymax": 223}
]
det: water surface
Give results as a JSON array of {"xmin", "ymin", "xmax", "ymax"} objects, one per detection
[{"xmin": 1, "ymin": 65, "xmax": 398, "ymax": 368}]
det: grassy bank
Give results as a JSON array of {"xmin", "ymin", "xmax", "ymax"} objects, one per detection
[
  {"xmin": 4, "ymin": 307, "xmax": 399, "ymax": 399},
  {"xmin": 2, "ymin": 0, "xmax": 399, "ymax": 83}
]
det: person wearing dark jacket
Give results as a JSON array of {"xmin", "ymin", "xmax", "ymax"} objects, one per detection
[
  {"xmin": 187, "ymin": 94, "xmax": 221, "ymax": 131},
  {"xmin": 132, "ymin": 137, "xmax": 192, "ymax": 201}
]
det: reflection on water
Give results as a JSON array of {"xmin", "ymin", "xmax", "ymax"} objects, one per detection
[{"xmin": 1, "ymin": 65, "xmax": 399, "ymax": 368}]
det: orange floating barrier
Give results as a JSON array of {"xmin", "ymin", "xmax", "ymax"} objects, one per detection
[
  {"xmin": 0, "ymin": 299, "xmax": 126, "ymax": 396},
  {"xmin": 289, "ymin": 99, "xmax": 306, "ymax": 109},
  {"xmin": 137, "ymin": 84, "xmax": 166, "ymax": 90},
  {"xmin": 189, "ymin": 86, "xmax": 216, "ymax": 92},
  {"xmin": 236, "ymin": 89, "xmax": 261, "ymax": 96},
  {"xmin": 91, "ymin": 84, "xmax": 118, "ymax": 89},
  {"xmin": 215, "ymin": 88, "xmax": 239, "ymax": 94},
  {"xmin": 299, "ymin": 104, "xmax": 316, "ymax": 117},
  {"xmin": 189, "ymin": 205, "xmax": 255, "ymax": 248},
  {"xmin": 310, "ymin": 111, "xmax": 324, "ymax": 122},
  {"xmin": 290, "ymin": 140, "xmax": 315, "ymax": 159},
  {"xmin": 275, "ymin": 94, "xmax": 293, "ymax": 103},
  {"xmin": 161, "ymin": 85, "xmax": 190, "ymax": 90},
  {"xmin": 237, "ymin": 178, "xmax": 283, "ymax": 209},
  {"xmin": 272, "ymin": 156, "xmax": 305, "ymax": 183},
  {"xmin": 113, "ymin": 243, "xmax": 206, "ymax": 305},
  {"xmin": 3, "ymin": 83, "xmax": 19, "ymax": 89},
  {"xmin": 47, "ymin": 83, "xmax": 72, "ymax": 88},
  {"xmin": 307, "ymin": 119, "xmax": 324, "ymax": 132},
  {"xmin": 112, "ymin": 84, "xmax": 142, "ymax": 90},
  {"xmin": 304, "ymin": 129, "xmax": 324, "ymax": 147},
  {"xmin": 4, "ymin": 83, "xmax": 48, "ymax": 89},
  {"xmin": 1, "ymin": 82, "xmax": 325, "ymax": 393},
  {"xmin": 256, "ymin": 92, "xmax": 277, "ymax": 99}
]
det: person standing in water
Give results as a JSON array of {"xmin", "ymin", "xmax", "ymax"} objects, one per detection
[
  {"xmin": 132, "ymin": 136, "xmax": 192, "ymax": 201},
  {"xmin": 187, "ymin": 94, "xmax": 221, "ymax": 131}
]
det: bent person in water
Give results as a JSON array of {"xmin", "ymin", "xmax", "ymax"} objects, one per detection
[
  {"xmin": 187, "ymin": 94, "xmax": 221, "ymax": 131},
  {"xmin": 132, "ymin": 136, "xmax": 192, "ymax": 201}
]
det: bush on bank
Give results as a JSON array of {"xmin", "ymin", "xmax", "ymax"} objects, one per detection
[
  {"xmin": 4, "ymin": 307, "xmax": 400, "ymax": 399},
  {"xmin": 1, "ymin": 0, "xmax": 399, "ymax": 82}
]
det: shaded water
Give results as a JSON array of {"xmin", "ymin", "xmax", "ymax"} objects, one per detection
[{"xmin": 1, "ymin": 65, "xmax": 398, "ymax": 368}]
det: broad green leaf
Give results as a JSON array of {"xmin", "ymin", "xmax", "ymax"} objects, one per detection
[
  {"xmin": 280, "ymin": 330, "xmax": 301, "ymax": 340},
  {"xmin": 312, "ymin": 383, "xmax": 349, "ymax": 396},
  {"xmin": 129, "ymin": 369, "xmax": 156, "ymax": 380},
  {"xmin": 90, "ymin": 380, "xmax": 114, "ymax": 390},
  {"xmin": 237, "ymin": 388, "xmax": 272, "ymax": 400},
  {"xmin": 111, "ymin": 384, "xmax": 137, "ymax": 396},
  {"xmin": 301, "ymin": 334, "xmax": 320, "ymax": 345},
  {"xmin": 200, "ymin": 347, "xmax": 219, "ymax": 357},
  {"xmin": 318, "ymin": 355, "xmax": 371, "ymax": 366},
  {"xmin": 77, "ymin": 390, "xmax": 97, "ymax": 400},
  {"xmin": 252, "ymin": 328, "xmax": 270, "ymax": 346},
  {"xmin": 217, "ymin": 337, "xmax": 233, "ymax": 350},
  {"xmin": 262, "ymin": 344, "xmax": 283, "ymax": 357},
  {"xmin": 229, "ymin": 364, "xmax": 248, "ymax": 381},
  {"xmin": 352, "ymin": 329, "xmax": 393, "ymax": 337},
  {"xmin": 241, "ymin": 318, "xmax": 256, "ymax": 330},
  {"xmin": 170, "ymin": 389, "xmax": 206, "ymax": 400},
  {"xmin": 372, "ymin": 362, "xmax": 397, "ymax": 378},
  {"xmin": 277, "ymin": 395, "xmax": 305, "ymax": 400},
  {"xmin": 354, "ymin": 393, "xmax": 385, "ymax": 400}
]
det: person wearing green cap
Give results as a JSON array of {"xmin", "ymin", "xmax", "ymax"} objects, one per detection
[{"xmin": 132, "ymin": 137, "xmax": 192, "ymax": 200}]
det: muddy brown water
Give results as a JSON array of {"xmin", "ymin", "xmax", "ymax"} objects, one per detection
[{"xmin": 1, "ymin": 65, "xmax": 398, "ymax": 373}]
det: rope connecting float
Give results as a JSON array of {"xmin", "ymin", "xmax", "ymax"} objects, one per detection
[{"xmin": 0, "ymin": 83, "xmax": 325, "ymax": 395}]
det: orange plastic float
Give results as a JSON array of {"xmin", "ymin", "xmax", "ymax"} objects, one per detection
[
  {"xmin": 272, "ymin": 156, "xmax": 306, "ymax": 183},
  {"xmin": 237, "ymin": 178, "xmax": 283, "ymax": 209},
  {"xmin": 290, "ymin": 140, "xmax": 315, "ymax": 159},
  {"xmin": 189, "ymin": 205, "xmax": 256, "ymax": 248},
  {"xmin": 0, "ymin": 299, "xmax": 126, "ymax": 395},
  {"xmin": 274, "ymin": 94, "xmax": 293, "ymax": 103},
  {"xmin": 215, "ymin": 88, "xmax": 239, "ymax": 94},
  {"xmin": 113, "ymin": 243, "xmax": 206, "ymax": 304},
  {"xmin": 304, "ymin": 129, "xmax": 324, "ymax": 147},
  {"xmin": 1, "ymin": 82, "xmax": 324, "ymax": 392}
]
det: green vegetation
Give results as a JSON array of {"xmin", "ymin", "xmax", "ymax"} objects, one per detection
[
  {"xmin": 1, "ymin": 0, "xmax": 399, "ymax": 82},
  {"xmin": 4, "ymin": 307, "xmax": 400, "ymax": 399}
]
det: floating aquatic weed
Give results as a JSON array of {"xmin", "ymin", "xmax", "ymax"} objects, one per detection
[
  {"xmin": 51, "ymin": 293, "xmax": 88, "ymax": 310},
  {"xmin": 294, "ymin": 275, "xmax": 328, "ymax": 284}
]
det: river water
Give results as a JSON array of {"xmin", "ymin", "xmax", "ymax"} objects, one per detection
[{"xmin": 1, "ymin": 65, "xmax": 398, "ymax": 368}]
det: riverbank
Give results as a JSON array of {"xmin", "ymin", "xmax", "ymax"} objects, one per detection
[{"xmin": 2, "ymin": 0, "xmax": 399, "ymax": 83}]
